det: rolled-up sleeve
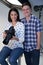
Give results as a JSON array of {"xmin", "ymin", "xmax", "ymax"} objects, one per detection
[{"xmin": 36, "ymin": 19, "xmax": 43, "ymax": 32}]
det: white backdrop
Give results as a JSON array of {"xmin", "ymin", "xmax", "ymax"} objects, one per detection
[
  {"xmin": 0, "ymin": 2, "xmax": 43, "ymax": 51},
  {"xmin": 0, "ymin": 2, "xmax": 43, "ymax": 65}
]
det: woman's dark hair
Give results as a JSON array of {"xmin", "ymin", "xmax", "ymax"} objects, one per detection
[
  {"xmin": 22, "ymin": 2, "xmax": 32, "ymax": 9},
  {"xmin": 8, "ymin": 7, "xmax": 20, "ymax": 22}
]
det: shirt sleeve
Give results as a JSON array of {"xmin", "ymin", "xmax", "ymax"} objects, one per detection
[
  {"xmin": 18, "ymin": 23, "xmax": 25, "ymax": 43},
  {"xmin": 36, "ymin": 19, "xmax": 43, "ymax": 32}
]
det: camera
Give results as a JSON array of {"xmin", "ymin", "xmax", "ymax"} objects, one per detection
[{"xmin": 3, "ymin": 26, "xmax": 15, "ymax": 45}]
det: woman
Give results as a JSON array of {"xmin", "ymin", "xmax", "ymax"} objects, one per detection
[{"xmin": 0, "ymin": 7, "xmax": 25, "ymax": 65}]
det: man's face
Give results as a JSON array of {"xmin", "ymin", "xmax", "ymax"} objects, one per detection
[{"xmin": 22, "ymin": 5, "xmax": 31, "ymax": 17}]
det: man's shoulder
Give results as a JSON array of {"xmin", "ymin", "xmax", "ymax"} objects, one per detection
[
  {"xmin": 31, "ymin": 14, "xmax": 37, "ymax": 19},
  {"xmin": 20, "ymin": 18, "xmax": 26, "ymax": 23},
  {"xmin": 31, "ymin": 14, "xmax": 39, "ymax": 22}
]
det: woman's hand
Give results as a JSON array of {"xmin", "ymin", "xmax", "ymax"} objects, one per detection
[
  {"xmin": 3, "ymin": 32, "xmax": 7, "ymax": 39},
  {"xmin": 11, "ymin": 36, "xmax": 19, "ymax": 41}
]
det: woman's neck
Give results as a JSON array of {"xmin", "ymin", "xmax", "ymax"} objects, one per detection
[{"xmin": 12, "ymin": 21, "xmax": 17, "ymax": 26}]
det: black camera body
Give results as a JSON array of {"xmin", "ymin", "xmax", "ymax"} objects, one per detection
[{"xmin": 3, "ymin": 26, "xmax": 15, "ymax": 45}]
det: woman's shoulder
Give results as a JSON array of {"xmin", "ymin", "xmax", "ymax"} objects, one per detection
[
  {"xmin": 17, "ymin": 21, "xmax": 24, "ymax": 26},
  {"xmin": 16, "ymin": 21, "xmax": 25, "ymax": 30}
]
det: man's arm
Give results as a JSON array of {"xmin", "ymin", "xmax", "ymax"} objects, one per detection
[{"xmin": 36, "ymin": 32, "xmax": 41, "ymax": 50}]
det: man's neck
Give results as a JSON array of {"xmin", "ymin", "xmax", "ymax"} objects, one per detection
[{"xmin": 26, "ymin": 15, "xmax": 31, "ymax": 22}]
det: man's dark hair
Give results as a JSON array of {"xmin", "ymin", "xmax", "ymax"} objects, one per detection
[
  {"xmin": 8, "ymin": 7, "xmax": 20, "ymax": 22},
  {"xmin": 22, "ymin": 2, "xmax": 32, "ymax": 9}
]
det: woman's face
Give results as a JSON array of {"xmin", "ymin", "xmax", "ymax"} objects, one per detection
[
  {"xmin": 10, "ymin": 11, "xmax": 18, "ymax": 22},
  {"xmin": 22, "ymin": 5, "xmax": 31, "ymax": 17}
]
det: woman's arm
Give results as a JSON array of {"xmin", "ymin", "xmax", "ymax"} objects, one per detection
[{"xmin": 11, "ymin": 23, "xmax": 25, "ymax": 43}]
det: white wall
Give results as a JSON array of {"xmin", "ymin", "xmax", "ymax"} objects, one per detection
[
  {"xmin": 0, "ymin": 2, "xmax": 43, "ymax": 51},
  {"xmin": 0, "ymin": 2, "xmax": 10, "ymax": 50},
  {"xmin": 0, "ymin": 2, "xmax": 43, "ymax": 65}
]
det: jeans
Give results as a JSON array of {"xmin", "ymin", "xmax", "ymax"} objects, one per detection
[
  {"xmin": 24, "ymin": 49, "xmax": 40, "ymax": 65},
  {"xmin": 0, "ymin": 46, "xmax": 24, "ymax": 65}
]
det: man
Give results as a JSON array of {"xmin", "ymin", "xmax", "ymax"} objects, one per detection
[{"xmin": 21, "ymin": 2, "xmax": 42, "ymax": 65}]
